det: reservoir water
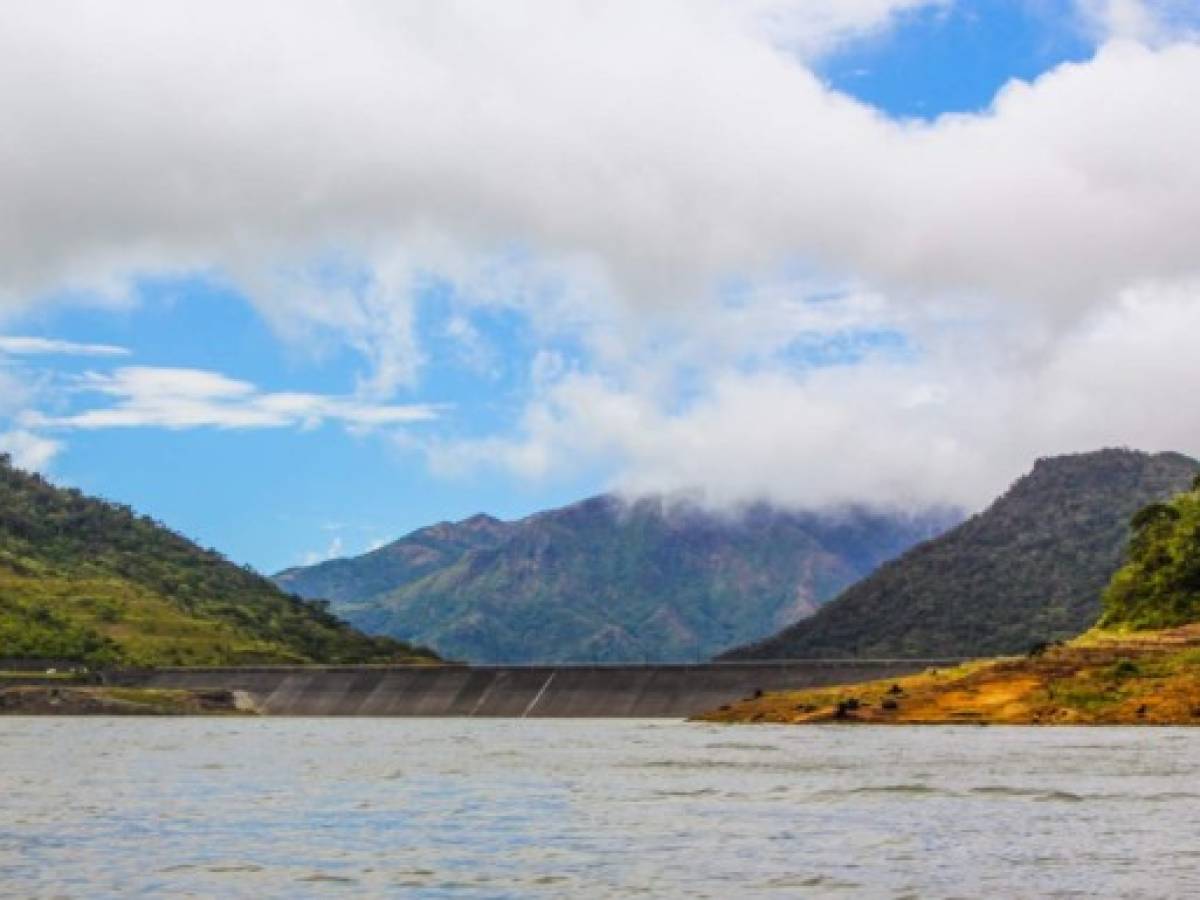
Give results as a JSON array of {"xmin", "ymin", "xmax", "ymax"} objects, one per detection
[{"xmin": 2, "ymin": 719, "xmax": 1199, "ymax": 897}]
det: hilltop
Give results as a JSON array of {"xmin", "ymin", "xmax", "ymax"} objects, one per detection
[
  {"xmin": 276, "ymin": 496, "xmax": 956, "ymax": 663},
  {"xmin": 0, "ymin": 456, "xmax": 438, "ymax": 666},
  {"xmin": 723, "ymin": 449, "xmax": 1199, "ymax": 661}
]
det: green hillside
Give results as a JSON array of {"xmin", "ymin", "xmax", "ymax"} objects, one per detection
[
  {"xmin": 723, "ymin": 449, "xmax": 1200, "ymax": 661},
  {"xmin": 280, "ymin": 495, "xmax": 956, "ymax": 663},
  {"xmin": 0, "ymin": 455, "xmax": 438, "ymax": 666}
]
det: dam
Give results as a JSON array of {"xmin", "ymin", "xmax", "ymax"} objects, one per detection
[{"xmin": 111, "ymin": 660, "xmax": 964, "ymax": 717}]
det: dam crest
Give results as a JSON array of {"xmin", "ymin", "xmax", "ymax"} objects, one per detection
[{"xmin": 116, "ymin": 660, "xmax": 965, "ymax": 717}]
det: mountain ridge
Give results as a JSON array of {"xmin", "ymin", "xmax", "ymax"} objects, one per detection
[
  {"xmin": 275, "ymin": 493, "xmax": 957, "ymax": 663},
  {"xmin": 722, "ymin": 448, "xmax": 1200, "ymax": 661}
]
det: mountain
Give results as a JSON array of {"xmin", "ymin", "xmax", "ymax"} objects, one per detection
[
  {"xmin": 0, "ymin": 455, "xmax": 438, "ymax": 666},
  {"xmin": 276, "ymin": 495, "xmax": 956, "ymax": 663},
  {"xmin": 723, "ymin": 449, "xmax": 1200, "ymax": 661}
]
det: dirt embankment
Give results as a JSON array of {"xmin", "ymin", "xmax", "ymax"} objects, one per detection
[
  {"xmin": 697, "ymin": 625, "xmax": 1200, "ymax": 726},
  {"xmin": 0, "ymin": 685, "xmax": 256, "ymax": 715}
]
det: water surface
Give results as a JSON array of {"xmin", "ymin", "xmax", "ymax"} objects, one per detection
[{"xmin": 2, "ymin": 719, "xmax": 1198, "ymax": 897}]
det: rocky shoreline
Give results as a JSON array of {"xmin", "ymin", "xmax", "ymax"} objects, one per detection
[
  {"xmin": 0, "ymin": 685, "xmax": 256, "ymax": 715},
  {"xmin": 696, "ymin": 624, "xmax": 1200, "ymax": 726}
]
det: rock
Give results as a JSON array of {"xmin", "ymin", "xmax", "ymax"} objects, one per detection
[{"xmin": 834, "ymin": 698, "xmax": 861, "ymax": 719}]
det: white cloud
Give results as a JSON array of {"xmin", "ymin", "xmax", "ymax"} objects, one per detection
[
  {"xmin": 29, "ymin": 366, "xmax": 438, "ymax": 432},
  {"xmin": 1075, "ymin": 0, "xmax": 1200, "ymax": 43},
  {"xmin": 4, "ymin": 5, "xmax": 1199, "ymax": 333},
  {"xmin": 0, "ymin": 429, "xmax": 62, "ymax": 471},
  {"xmin": 0, "ymin": 336, "xmax": 129, "ymax": 357},
  {"xmin": 739, "ymin": 0, "xmax": 950, "ymax": 56},
  {"xmin": 429, "ymin": 279, "xmax": 1200, "ymax": 512},
  {"xmin": 2, "ymin": 3, "xmax": 1200, "ymax": 510}
]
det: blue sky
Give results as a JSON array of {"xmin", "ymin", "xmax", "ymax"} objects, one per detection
[
  {"xmin": 2, "ymin": 0, "xmax": 1199, "ymax": 573},
  {"xmin": 822, "ymin": 0, "xmax": 1095, "ymax": 114}
]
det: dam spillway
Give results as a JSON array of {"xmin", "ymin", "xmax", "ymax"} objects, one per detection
[{"xmin": 112, "ymin": 660, "xmax": 965, "ymax": 717}]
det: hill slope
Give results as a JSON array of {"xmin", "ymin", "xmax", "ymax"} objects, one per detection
[
  {"xmin": 279, "ymin": 495, "xmax": 956, "ymax": 663},
  {"xmin": 0, "ymin": 456, "xmax": 438, "ymax": 666},
  {"xmin": 723, "ymin": 449, "xmax": 1199, "ymax": 661}
]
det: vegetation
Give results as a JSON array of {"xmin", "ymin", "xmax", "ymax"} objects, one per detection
[
  {"xmin": 1099, "ymin": 482, "xmax": 1200, "ymax": 629},
  {"xmin": 723, "ymin": 449, "xmax": 1200, "ymax": 661},
  {"xmin": 0, "ymin": 455, "xmax": 438, "ymax": 666},
  {"xmin": 278, "ymin": 495, "xmax": 956, "ymax": 663}
]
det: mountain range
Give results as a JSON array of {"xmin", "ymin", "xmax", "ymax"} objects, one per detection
[
  {"xmin": 7, "ymin": 444, "xmax": 1189, "ymax": 670},
  {"xmin": 275, "ymin": 496, "xmax": 956, "ymax": 663}
]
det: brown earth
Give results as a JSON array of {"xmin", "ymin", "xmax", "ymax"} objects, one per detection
[{"xmin": 696, "ymin": 625, "xmax": 1200, "ymax": 726}]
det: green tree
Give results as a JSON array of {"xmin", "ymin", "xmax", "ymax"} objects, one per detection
[{"xmin": 1100, "ymin": 491, "xmax": 1200, "ymax": 629}]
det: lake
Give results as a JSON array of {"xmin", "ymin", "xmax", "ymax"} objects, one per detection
[{"xmin": 2, "ymin": 719, "xmax": 1199, "ymax": 897}]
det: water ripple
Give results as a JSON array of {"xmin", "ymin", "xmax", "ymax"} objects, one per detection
[{"xmin": 3, "ymin": 719, "xmax": 1200, "ymax": 897}]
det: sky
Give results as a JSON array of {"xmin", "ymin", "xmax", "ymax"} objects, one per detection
[{"xmin": 2, "ymin": 0, "xmax": 1200, "ymax": 573}]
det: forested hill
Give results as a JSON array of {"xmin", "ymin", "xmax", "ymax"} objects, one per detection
[
  {"xmin": 0, "ymin": 455, "xmax": 438, "ymax": 666},
  {"xmin": 723, "ymin": 449, "xmax": 1200, "ymax": 661},
  {"xmin": 277, "ymin": 495, "xmax": 957, "ymax": 663}
]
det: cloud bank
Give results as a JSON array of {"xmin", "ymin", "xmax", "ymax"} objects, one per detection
[
  {"xmin": 432, "ymin": 281, "xmax": 1200, "ymax": 510},
  {"xmin": 2, "ymin": 1, "xmax": 1200, "ymax": 510}
]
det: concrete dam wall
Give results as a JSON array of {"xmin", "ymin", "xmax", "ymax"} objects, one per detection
[{"xmin": 115, "ymin": 660, "xmax": 964, "ymax": 717}]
